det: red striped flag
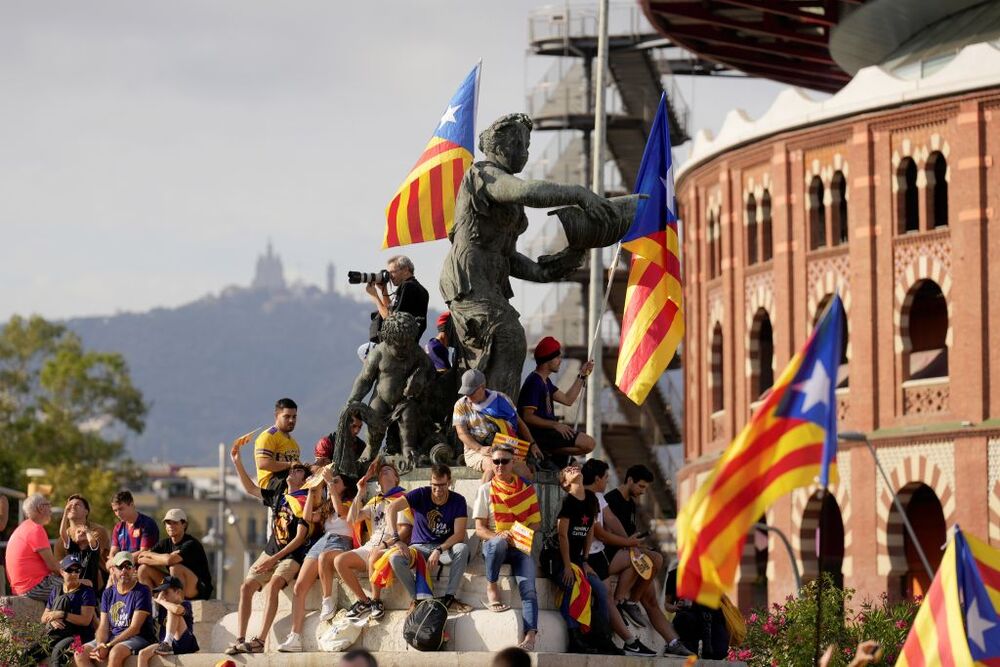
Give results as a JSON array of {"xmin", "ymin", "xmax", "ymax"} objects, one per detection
[
  {"xmin": 615, "ymin": 94, "xmax": 684, "ymax": 404},
  {"xmin": 383, "ymin": 63, "xmax": 480, "ymax": 248}
]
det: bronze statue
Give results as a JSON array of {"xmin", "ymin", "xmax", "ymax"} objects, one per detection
[
  {"xmin": 338, "ymin": 312, "xmax": 437, "ymax": 474},
  {"xmin": 440, "ymin": 112, "xmax": 638, "ymax": 398}
]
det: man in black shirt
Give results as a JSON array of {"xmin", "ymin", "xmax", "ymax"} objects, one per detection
[
  {"xmin": 136, "ymin": 509, "xmax": 214, "ymax": 601},
  {"xmin": 604, "ymin": 464, "xmax": 692, "ymax": 657},
  {"xmin": 367, "ymin": 255, "xmax": 430, "ymax": 341}
]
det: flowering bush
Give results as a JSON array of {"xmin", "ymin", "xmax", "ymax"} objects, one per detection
[
  {"xmin": 728, "ymin": 575, "xmax": 919, "ymax": 666},
  {"xmin": 0, "ymin": 603, "xmax": 53, "ymax": 666}
]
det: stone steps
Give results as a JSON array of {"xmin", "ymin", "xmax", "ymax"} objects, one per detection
[{"xmin": 113, "ymin": 652, "xmax": 735, "ymax": 666}]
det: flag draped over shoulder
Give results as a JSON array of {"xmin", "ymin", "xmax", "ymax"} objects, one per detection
[
  {"xmin": 676, "ymin": 295, "xmax": 845, "ymax": 608},
  {"xmin": 897, "ymin": 527, "xmax": 1000, "ymax": 666},
  {"xmin": 383, "ymin": 62, "xmax": 481, "ymax": 248},
  {"xmin": 615, "ymin": 93, "xmax": 684, "ymax": 405}
]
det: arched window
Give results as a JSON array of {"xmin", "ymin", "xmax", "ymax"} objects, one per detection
[
  {"xmin": 926, "ymin": 152, "xmax": 948, "ymax": 228},
  {"xmin": 815, "ymin": 294, "xmax": 849, "ymax": 388},
  {"xmin": 831, "ymin": 171, "xmax": 848, "ymax": 245},
  {"xmin": 746, "ymin": 194, "xmax": 758, "ymax": 266},
  {"xmin": 707, "ymin": 210, "xmax": 717, "ymax": 278},
  {"xmin": 711, "ymin": 323, "xmax": 724, "ymax": 413},
  {"xmin": 761, "ymin": 189, "xmax": 773, "ymax": 262},
  {"xmin": 898, "ymin": 157, "xmax": 919, "ymax": 233},
  {"xmin": 903, "ymin": 280, "xmax": 948, "ymax": 380},
  {"xmin": 809, "ymin": 176, "xmax": 826, "ymax": 250},
  {"xmin": 750, "ymin": 309, "xmax": 774, "ymax": 399}
]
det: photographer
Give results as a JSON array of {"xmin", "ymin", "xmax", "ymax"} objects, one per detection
[{"xmin": 366, "ymin": 255, "xmax": 429, "ymax": 341}]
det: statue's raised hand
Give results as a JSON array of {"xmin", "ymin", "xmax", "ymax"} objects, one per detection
[{"xmin": 578, "ymin": 188, "xmax": 618, "ymax": 229}]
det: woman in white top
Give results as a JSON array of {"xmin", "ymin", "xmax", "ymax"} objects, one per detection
[{"xmin": 278, "ymin": 467, "xmax": 357, "ymax": 652}]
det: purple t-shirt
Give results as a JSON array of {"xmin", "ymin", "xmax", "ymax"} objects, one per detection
[
  {"xmin": 517, "ymin": 372, "xmax": 557, "ymax": 422},
  {"xmin": 101, "ymin": 582, "xmax": 157, "ymax": 642},
  {"xmin": 111, "ymin": 513, "xmax": 159, "ymax": 553},
  {"xmin": 405, "ymin": 487, "xmax": 468, "ymax": 546}
]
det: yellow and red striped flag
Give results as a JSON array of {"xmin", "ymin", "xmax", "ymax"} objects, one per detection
[
  {"xmin": 676, "ymin": 296, "xmax": 846, "ymax": 608},
  {"xmin": 383, "ymin": 63, "xmax": 480, "ymax": 248},
  {"xmin": 557, "ymin": 563, "xmax": 592, "ymax": 632},
  {"xmin": 231, "ymin": 426, "xmax": 264, "ymax": 449},
  {"xmin": 615, "ymin": 93, "xmax": 684, "ymax": 405},
  {"xmin": 897, "ymin": 528, "xmax": 1000, "ymax": 666}
]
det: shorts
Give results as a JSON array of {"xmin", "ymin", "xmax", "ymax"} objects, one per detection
[
  {"xmin": 194, "ymin": 578, "xmax": 213, "ymax": 601},
  {"xmin": 587, "ymin": 548, "xmax": 611, "ymax": 581},
  {"xmin": 463, "ymin": 447, "xmax": 488, "ymax": 472},
  {"xmin": 305, "ymin": 533, "xmax": 353, "ymax": 561},
  {"xmin": 534, "ymin": 427, "xmax": 578, "ymax": 452},
  {"xmin": 23, "ymin": 574, "xmax": 61, "ymax": 602},
  {"xmin": 244, "ymin": 552, "xmax": 300, "ymax": 587},
  {"xmin": 84, "ymin": 636, "xmax": 152, "ymax": 655},
  {"xmin": 164, "ymin": 629, "xmax": 199, "ymax": 655}
]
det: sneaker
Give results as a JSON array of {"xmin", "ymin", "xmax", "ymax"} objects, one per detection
[
  {"xmin": 153, "ymin": 641, "xmax": 173, "ymax": 655},
  {"xmin": 623, "ymin": 638, "xmax": 656, "ymax": 657},
  {"xmin": 663, "ymin": 639, "xmax": 695, "ymax": 657},
  {"xmin": 276, "ymin": 632, "xmax": 302, "ymax": 652},
  {"xmin": 617, "ymin": 600, "xmax": 646, "ymax": 628},
  {"xmin": 319, "ymin": 596, "xmax": 336, "ymax": 622},
  {"xmin": 370, "ymin": 599, "xmax": 386, "ymax": 620},
  {"xmin": 345, "ymin": 599, "xmax": 372, "ymax": 620}
]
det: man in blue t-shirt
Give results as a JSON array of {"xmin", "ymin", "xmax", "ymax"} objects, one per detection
[
  {"xmin": 77, "ymin": 551, "xmax": 157, "ymax": 666},
  {"xmin": 517, "ymin": 336, "xmax": 596, "ymax": 466},
  {"xmin": 386, "ymin": 464, "xmax": 473, "ymax": 612}
]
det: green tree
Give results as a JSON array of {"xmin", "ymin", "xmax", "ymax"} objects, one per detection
[{"xmin": 0, "ymin": 315, "xmax": 147, "ymax": 527}]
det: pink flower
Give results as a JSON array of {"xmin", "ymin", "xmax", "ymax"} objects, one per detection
[
  {"xmin": 738, "ymin": 649, "xmax": 753, "ymax": 661},
  {"xmin": 0, "ymin": 606, "xmax": 13, "ymax": 618},
  {"xmin": 71, "ymin": 636, "xmax": 85, "ymax": 655},
  {"xmin": 749, "ymin": 612, "xmax": 759, "ymax": 623},
  {"xmin": 896, "ymin": 619, "xmax": 909, "ymax": 629},
  {"xmin": 763, "ymin": 619, "xmax": 778, "ymax": 636}
]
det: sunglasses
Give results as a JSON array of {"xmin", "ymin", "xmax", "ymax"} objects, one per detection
[
  {"xmin": 64, "ymin": 567, "xmax": 83, "ymax": 574},
  {"xmin": 115, "ymin": 562, "xmax": 135, "ymax": 571},
  {"xmin": 492, "ymin": 458, "xmax": 512, "ymax": 466}
]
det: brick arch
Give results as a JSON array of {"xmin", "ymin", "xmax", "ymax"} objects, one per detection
[
  {"xmin": 744, "ymin": 284, "xmax": 775, "ymax": 379},
  {"xmin": 806, "ymin": 284, "xmax": 852, "ymax": 366},
  {"xmin": 793, "ymin": 484, "xmax": 853, "ymax": 581},
  {"xmin": 875, "ymin": 455, "xmax": 955, "ymax": 576},
  {"xmin": 990, "ymin": 480, "xmax": 1000, "ymax": 545},
  {"xmin": 894, "ymin": 272, "xmax": 953, "ymax": 354}
]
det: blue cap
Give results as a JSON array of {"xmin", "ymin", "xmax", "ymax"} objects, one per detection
[{"xmin": 59, "ymin": 555, "xmax": 81, "ymax": 570}]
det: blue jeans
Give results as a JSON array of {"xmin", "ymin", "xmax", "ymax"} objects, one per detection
[
  {"xmin": 483, "ymin": 536, "xmax": 538, "ymax": 633},
  {"xmin": 554, "ymin": 564, "xmax": 609, "ymax": 630}
]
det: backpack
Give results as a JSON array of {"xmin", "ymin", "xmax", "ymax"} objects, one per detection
[{"xmin": 403, "ymin": 599, "xmax": 449, "ymax": 651}]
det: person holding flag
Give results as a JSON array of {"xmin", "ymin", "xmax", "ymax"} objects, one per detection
[{"xmin": 675, "ymin": 294, "xmax": 846, "ymax": 610}]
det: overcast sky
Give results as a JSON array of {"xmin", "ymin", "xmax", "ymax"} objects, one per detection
[{"xmin": 0, "ymin": 1, "xmax": 788, "ymax": 321}]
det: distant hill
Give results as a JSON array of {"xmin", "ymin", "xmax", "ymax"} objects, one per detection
[{"xmin": 67, "ymin": 284, "xmax": 414, "ymax": 465}]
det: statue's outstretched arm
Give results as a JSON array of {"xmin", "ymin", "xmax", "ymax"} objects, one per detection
[
  {"xmin": 509, "ymin": 251, "xmax": 563, "ymax": 283},
  {"xmin": 347, "ymin": 350, "xmax": 379, "ymax": 403},
  {"xmin": 484, "ymin": 168, "xmax": 616, "ymax": 226}
]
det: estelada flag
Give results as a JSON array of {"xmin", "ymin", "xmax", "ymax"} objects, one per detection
[
  {"xmin": 896, "ymin": 527, "xmax": 1000, "ymax": 666},
  {"xmin": 383, "ymin": 62, "xmax": 481, "ymax": 248},
  {"xmin": 231, "ymin": 426, "xmax": 264, "ymax": 448},
  {"xmin": 676, "ymin": 295, "xmax": 845, "ymax": 608}
]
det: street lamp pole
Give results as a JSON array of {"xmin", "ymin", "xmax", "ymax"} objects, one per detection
[
  {"xmin": 754, "ymin": 522, "xmax": 801, "ymax": 593},
  {"xmin": 838, "ymin": 431, "xmax": 935, "ymax": 580}
]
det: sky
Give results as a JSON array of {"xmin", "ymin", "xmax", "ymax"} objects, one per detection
[{"xmin": 0, "ymin": 1, "xmax": 789, "ymax": 322}]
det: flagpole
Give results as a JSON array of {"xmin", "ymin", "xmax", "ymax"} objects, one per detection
[
  {"xmin": 585, "ymin": 0, "xmax": 610, "ymax": 457},
  {"xmin": 814, "ymin": 486, "xmax": 825, "ymax": 666}
]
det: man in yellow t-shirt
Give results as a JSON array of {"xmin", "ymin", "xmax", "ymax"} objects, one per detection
[{"xmin": 254, "ymin": 398, "xmax": 301, "ymax": 491}]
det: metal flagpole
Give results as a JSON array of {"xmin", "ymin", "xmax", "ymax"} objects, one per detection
[
  {"xmin": 814, "ymin": 487, "xmax": 826, "ymax": 666},
  {"xmin": 585, "ymin": 0, "xmax": 610, "ymax": 456}
]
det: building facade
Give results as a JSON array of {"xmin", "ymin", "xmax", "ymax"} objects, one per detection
[{"xmin": 675, "ymin": 41, "xmax": 1000, "ymax": 609}]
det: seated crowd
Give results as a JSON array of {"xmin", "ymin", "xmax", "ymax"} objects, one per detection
[{"xmin": 4, "ymin": 335, "xmax": 698, "ymax": 661}]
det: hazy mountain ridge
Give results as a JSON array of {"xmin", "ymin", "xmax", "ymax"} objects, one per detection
[{"xmin": 67, "ymin": 285, "xmax": 379, "ymax": 465}]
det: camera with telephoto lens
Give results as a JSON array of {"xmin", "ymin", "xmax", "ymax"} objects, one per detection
[{"xmin": 347, "ymin": 269, "xmax": 390, "ymax": 285}]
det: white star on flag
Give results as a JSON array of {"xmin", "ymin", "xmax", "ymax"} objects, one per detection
[
  {"xmin": 793, "ymin": 361, "xmax": 831, "ymax": 413},
  {"xmin": 967, "ymin": 595, "xmax": 997, "ymax": 653},
  {"xmin": 660, "ymin": 163, "xmax": 675, "ymax": 217},
  {"xmin": 439, "ymin": 104, "xmax": 461, "ymax": 128}
]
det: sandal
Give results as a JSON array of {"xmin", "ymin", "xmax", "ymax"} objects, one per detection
[
  {"xmin": 234, "ymin": 637, "xmax": 264, "ymax": 654},
  {"xmin": 483, "ymin": 599, "xmax": 511, "ymax": 613},
  {"xmin": 517, "ymin": 633, "xmax": 537, "ymax": 652},
  {"xmin": 224, "ymin": 638, "xmax": 245, "ymax": 655}
]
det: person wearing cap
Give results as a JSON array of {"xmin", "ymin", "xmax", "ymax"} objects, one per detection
[
  {"xmin": 136, "ymin": 575, "xmax": 199, "ymax": 665},
  {"xmin": 335, "ymin": 460, "xmax": 412, "ymax": 622},
  {"xmin": 135, "ymin": 508, "xmax": 214, "ymax": 601},
  {"xmin": 453, "ymin": 368, "xmax": 539, "ymax": 480},
  {"xmin": 26, "ymin": 555, "xmax": 98, "ymax": 663},
  {"xmin": 517, "ymin": 336, "xmax": 595, "ymax": 467},
  {"xmin": 253, "ymin": 397, "xmax": 301, "ymax": 492},
  {"xmin": 76, "ymin": 551, "xmax": 158, "ymax": 666},
  {"xmin": 314, "ymin": 414, "xmax": 366, "ymax": 466},
  {"xmin": 386, "ymin": 463, "xmax": 473, "ymax": 613},
  {"xmin": 424, "ymin": 311, "xmax": 453, "ymax": 372},
  {"xmin": 472, "ymin": 442, "xmax": 542, "ymax": 651},
  {"xmin": 227, "ymin": 444, "xmax": 311, "ymax": 655}
]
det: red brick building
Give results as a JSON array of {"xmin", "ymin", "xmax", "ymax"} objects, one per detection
[{"xmin": 673, "ymin": 38, "xmax": 1000, "ymax": 609}]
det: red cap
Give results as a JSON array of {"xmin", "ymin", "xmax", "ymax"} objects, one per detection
[
  {"xmin": 534, "ymin": 336, "xmax": 561, "ymax": 363},
  {"xmin": 314, "ymin": 435, "xmax": 334, "ymax": 460},
  {"xmin": 436, "ymin": 311, "xmax": 451, "ymax": 331}
]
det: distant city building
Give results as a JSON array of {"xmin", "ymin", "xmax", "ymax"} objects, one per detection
[
  {"xmin": 326, "ymin": 262, "xmax": 336, "ymax": 294},
  {"xmin": 251, "ymin": 241, "xmax": 286, "ymax": 291}
]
